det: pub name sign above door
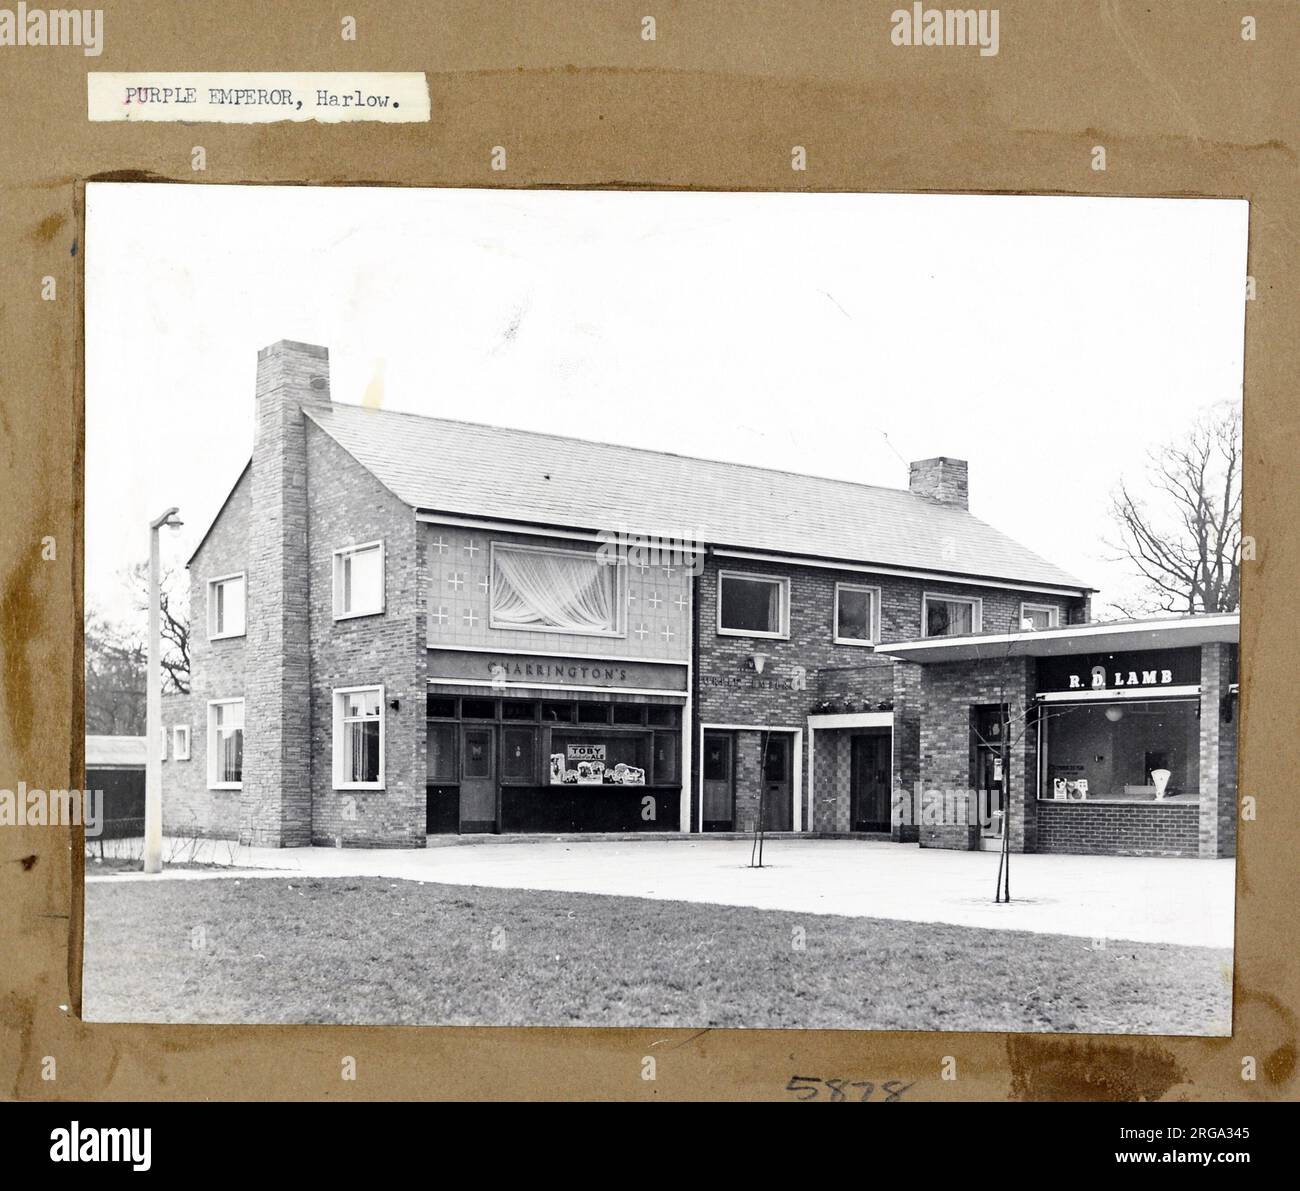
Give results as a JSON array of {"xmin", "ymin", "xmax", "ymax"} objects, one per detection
[{"xmin": 1036, "ymin": 648, "xmax": 1200, "ymax": 694}]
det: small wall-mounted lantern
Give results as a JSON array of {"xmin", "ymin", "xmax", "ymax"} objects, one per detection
[
  {"xmin": 747, "ymin": 652, "xmax": 770, "ymax": 675},
  {"xmin": 1220, "ymin": 687, "xmax": 1237, "ymax": 724}
]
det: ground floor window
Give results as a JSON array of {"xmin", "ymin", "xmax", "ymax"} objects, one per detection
[
  {"xmin": 1039, "ymin": 697, "xmax": 1199, "ymax": 802},
  {"xmin": 425, "ymin": 692, "xmax": 684, "ymax": 833},
  {"xmin": 334, "ymin": 686, "xmax": 384, "ymax": 789},
  {"xmin": 207, "ymin": 699, "xmax": 244, "ymax": 789},
  {"xmin": 550, "ymin": 732, "xmax": 648, "ymax": 785}
]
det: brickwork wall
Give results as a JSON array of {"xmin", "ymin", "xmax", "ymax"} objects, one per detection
[
  {"xmin": 1037, "ymin": 801, "xmax": 1200, "ymax": 857},
  {"xmin": 1198, "ymin": 642, "xmax": 1239, "ymax": 858},
  {"xmin": 916, "ymin": 656, "xmax": 1037, "ymax": 852},
  {"xmin": 160, "ymin": 468, "xmax": 252, "ymax": 841},
  {"xmin": 890, "ymin": 661, "xmax": 923, "ymax": 842},
  {"xmin": 694, "ymin": 553, "xmax": 1081, "ymax": 834},
  {"xmin": 243, "ymin": 341, "xmax": 327, "ymax": 847},
  {"xmin": 306, "ymin": 422, "xmax": 425, "ymax": 847}
]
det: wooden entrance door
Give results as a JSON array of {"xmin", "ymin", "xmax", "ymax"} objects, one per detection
[
  {"xmin": 760, "ymin": 734, "xmax": 793, "ymax": 832},
  {"xmin": 702, "ymin": 731, "xmax": 735, "ymax": 830},
  {"xmin": 459, "ymin": 725, "xmax": 497, "ymax": 832},
  {"xmin": 850, "ymin": 732, "xmax": 891, "ymax": 832}
]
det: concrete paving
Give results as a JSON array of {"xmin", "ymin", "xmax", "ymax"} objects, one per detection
[{"xmin": 86, "ymin": 835, "xmax": 1235, "ymax": 949}]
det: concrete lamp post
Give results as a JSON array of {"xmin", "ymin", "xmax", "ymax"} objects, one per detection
[{"xmin": 144, "ymin": 506, "xmax": 183, "ymax": 875}]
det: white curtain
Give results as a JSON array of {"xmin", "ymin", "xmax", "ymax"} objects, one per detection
[{"xmin": 492, "ymin": 547, "xmax": 617, "ymax": 633}]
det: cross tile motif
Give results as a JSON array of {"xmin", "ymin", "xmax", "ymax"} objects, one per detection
[
  {"xmin": 674, "ymin": 592, "xmax": 689, "ymax": 611},
  {"xmin": 447, "ymin": 573, "xmax": 465, "ymax": 591},
  {"xmin": 634, "ymin": 623, "xmax": 649, "ymax": 640},
  {"xmin": 463, "ymin": 539, "xmax": 480, "ymax": 558},
  {"xmin": 431, "ymin": 606, "xmax": 448, "ymax": 625},
  {"xmin": 647, "ymin": 591, "xmax": 663, "ymax": 609},
  {"xmin": 463, "ymin": 608, "xmax": 479, "ymax": 628},
  {"xmin": 478, "ymin": 575, "xmax": 490, "ymax": 594},
  {"xmin": 432, "ymin": 536, "xmax": 450, "ymax": 555},
  {"xmin": 661, "ymin": 625, "xmax": 675, "ymax": 643}
]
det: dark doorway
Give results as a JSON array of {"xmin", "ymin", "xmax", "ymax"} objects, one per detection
[
  {"xmin": 760, "ymin": 733, "xmax": 793, "ymax": 832},
  {"xmin": 702, "ymin": 731, "xmax": 735, "ymax": 830},
  {"xmin": 850, "ymin": 731, "xmax": 891, "ymax": 832},
  {"xmin": 459, "ymin": 724, "xmax": 498, "ymax": 832}
]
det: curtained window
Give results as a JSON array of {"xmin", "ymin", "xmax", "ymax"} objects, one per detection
[
  {"xmin": 1020, "ymin": 603, "xmax": 1060, "ymax": 631},
  {"xmin": 490, "ymin": 543, "xmax": 622, "ymax": 636},
  {"xmin": 923, "ymin": 594, "xmax": 981, "ymax": 638},
  {"xmin": 208, "ymin": 699, "xmax": 244, "ymax": 789},
  {"xmin": 334, "ymin": 686, "xmax": 384, "ymax": 788}
]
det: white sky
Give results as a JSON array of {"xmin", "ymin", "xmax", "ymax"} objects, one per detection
[{"xmin": 86, "ymin": 185, "xmax": 1247, "ymax": 624}]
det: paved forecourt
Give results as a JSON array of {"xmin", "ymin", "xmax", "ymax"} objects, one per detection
[{"xmin": 87, "ymin": 836, "xmax": 1235, "ymax": 949}]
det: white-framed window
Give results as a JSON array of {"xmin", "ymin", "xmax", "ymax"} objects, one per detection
[
  {"xmin": 333, "ymin": 685, "xmax": 385, "ymax": 789},
  {"xmin": 834, "ymin": 582, "xmax": 882, "ymax": 646},
  {"xmin": 207, "ymin": 699, "xmax": 244, "ymax": 790},
  {"xmin": 717, "ymin": 571, "xmax": 790, "ymax": 639},
  {"xmin": 333, "ymin": 540, "xmax": 385, "ymax": 619},
  {"xmin": 1020, "ymin": 602, "xmax": 1060, "ymax": 631},
  {"xmin": 922, "ymin": 593, "xmax": 982, "ymax": 638},
  {"xmin": 207, "ymin": 573, "xmax": 246, "ymax": 639},
  {"xmin": 489, "ymin": 542, "xmax": 624, "ymax": 637},
  {"xmin": 173, "ymin": 724, "xmax": 191, "ymax": 762}
]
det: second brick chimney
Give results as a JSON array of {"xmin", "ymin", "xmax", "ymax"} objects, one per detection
[
  {"xmin": 908, "ymin": 457, "xmax": 968, "ymax": 510},
  {"xmin": 244, "ymin": 340, "xmax": 330, "ymax": 846}
]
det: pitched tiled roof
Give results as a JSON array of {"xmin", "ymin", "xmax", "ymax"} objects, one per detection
[{"xmin": 304, "ymin": 402, "xmax": 1091, "ymax": 592}]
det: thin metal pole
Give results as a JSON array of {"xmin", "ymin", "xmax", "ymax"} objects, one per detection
[{"xmin": 143, "ymin": 519, "xmax": 162, "ymax": 874}]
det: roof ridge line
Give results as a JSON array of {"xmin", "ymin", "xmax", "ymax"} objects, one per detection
[{"xmin": 309, "ymin": 399, "xmax": 927, "ymax": 499}]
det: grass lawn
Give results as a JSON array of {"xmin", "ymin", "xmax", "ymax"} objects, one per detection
[{"xmin": 83, "ymin": 877, "xmax": 1232, "ymax": 1033}]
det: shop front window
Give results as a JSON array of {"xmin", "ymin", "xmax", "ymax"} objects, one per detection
[
  {"xmin": 549, "ymin": 732, "xmax": 648, "ymax": 786},
  {"xmin": 1040, "ymin": 698, "xmax": 1199, "ymax": 802}
]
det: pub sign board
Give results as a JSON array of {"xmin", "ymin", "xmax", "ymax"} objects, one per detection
[{"xmin": 1036, "ymin": 647, "xmax": 1200, "ymax": 694}]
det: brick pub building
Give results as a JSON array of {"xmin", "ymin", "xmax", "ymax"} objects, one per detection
[{"xmin": 159, "ymin": 340, "xmax": 1238, "ymax": 858}]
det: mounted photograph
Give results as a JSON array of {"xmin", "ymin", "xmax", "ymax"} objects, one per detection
[{"xmin": 81, "ymin": 184, "xmax": 1246, "ymax": 1034}]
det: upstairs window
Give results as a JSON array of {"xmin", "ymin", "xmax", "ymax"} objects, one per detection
[
  {"xmin": 834, "ymin": 583, "xmax": 881, "ymax": 646},
  {"xmin": 490, "ymin": 543, "xmax": 622, "ymax": 637},
  {"xmin": 333, "ymin": 686, "xmax": 384, "ymax": 788},
  {"xmin": 1020, "ymin": 602, "xmax": 1060, "ymax": 631},
  {"xmin": 208, "ymin": 573, "xmax": 246, "ymax": 639},
  {"xmin": 718, "ymin": 572, "xmax": 789, "ymax": 639},
  {"xmin": 172, "ymin": 724, "xmax": 191, "ymax": 762},
  {"xmin": 923, "ymin": 593, "xmax": 982, "ymax": 638},
  {"xmin": 334, "ymin": 541, "xmax": 384, "ymax": 619}
]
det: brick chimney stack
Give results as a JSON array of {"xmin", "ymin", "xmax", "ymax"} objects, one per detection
[
  {"xmin": 908, "ymin": 457, "xmax": 969, "ymax": 510},
  {"xmin": 244, "ymin": 340, "xmax": 329, "ymax": 846}
]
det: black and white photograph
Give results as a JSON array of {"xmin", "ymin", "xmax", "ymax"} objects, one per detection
[{"xmin": 82, "ymin": 183, "xmax": 1246, "ymax": 1035}]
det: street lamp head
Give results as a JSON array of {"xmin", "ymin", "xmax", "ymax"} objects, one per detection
[{"xmin": 150, "ymin": 505, "xmax": 183, "ymax": 531}]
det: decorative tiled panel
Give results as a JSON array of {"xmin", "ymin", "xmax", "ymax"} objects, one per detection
[{"xmin": 424, "ymin": 524, "xmax": 692, "ymax": 662}]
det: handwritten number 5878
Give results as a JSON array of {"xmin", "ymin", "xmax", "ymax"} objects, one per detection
[{"xmin": 785, "ymin": 1076, "xmax": 913, "ymax": 1102}]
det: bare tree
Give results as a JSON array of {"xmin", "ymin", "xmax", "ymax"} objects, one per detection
[
  {"xmin": 84, "ymin": 611, "xmax": 147, "ymax": 734},
  {"xmin": 126, "ymin": 561, "xmax": 191, "ymax": 693},
  {"xmin": 1108, "ymin": 406, "xmax": 1241, "ymax": 616}
]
